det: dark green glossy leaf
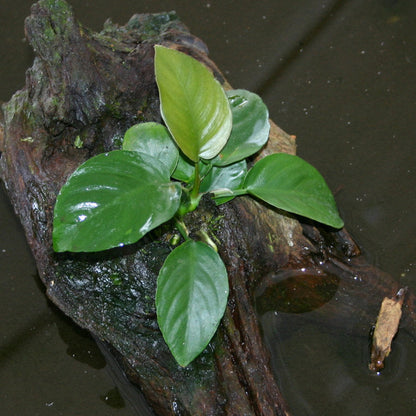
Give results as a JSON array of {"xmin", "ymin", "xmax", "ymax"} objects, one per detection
[
  {"xmin": 123, "ymin": 122, "xmax": 179, "ymax": 175},
  {"xmin": 156, "ymin": 240, "xmax": 229, "ymax": 367},
  {"xmin": 154, "ymin": 45, "xmax": 232, "ymax": 162},
  {"xmin": 213, "ymin": 89, "xmax": 270, "ymax": 166},
  {"xmin": 243, "ymin": 153, "xmax": 344, "ymax": 228},
  {"xmin": 53, "ymin": 150, "xmax": 182, "ymax": 252},
  {"xmin": 200, "ymin": 160, "xmax": 247, "ymax": 205}
]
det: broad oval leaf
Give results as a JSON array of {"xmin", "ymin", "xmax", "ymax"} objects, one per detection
[
  {"xmin": 213, "ymin": 89, "xmax": 270, "ymax": 166},
  {"xmin": 243, "ymin": 153, "xmax": 344, "ymax": 228},
  {"xmin": 154, "ymin": 45, "xmax": 232, "ymax": 162},
  {"xmin": 200, "ymin": 160, "xmax": 247, "ymax": 205},
  {"xmin": 156, "ymin": 240, "xmax": 229, "ymax": 367},
  {"xmin": 123, "ymin": 122, "xmax": 179, "ymax": 175},
  {"xmin": 53, "ymin": 150, "xmax": 182, "ymax": 252}
]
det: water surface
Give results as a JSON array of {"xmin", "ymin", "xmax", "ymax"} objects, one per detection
[{"xmin": 0, "ymin": 0, "xmax": 415, "ymax": 415}]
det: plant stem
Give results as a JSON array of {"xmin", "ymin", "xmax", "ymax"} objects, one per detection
[
  {"xmin": 187, "ymin": 161, "xmax": 202, "ymax": 212},
  {"xmin": 174, "ymin": 217, "xmax": 190, "ymax": 241},
  {"xmin": 191, "ymin": 162, "xmax": 201, "ymax": 200},
  {"xmin": 196, "ymin": 230, "xmax": 218, "ymax": 252},
  {"xmin": 211, "ymin": 188, "xmax": 248, "ymax": 199}
]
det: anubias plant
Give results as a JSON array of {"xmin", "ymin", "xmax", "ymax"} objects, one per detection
[{"xmin": 53, "ymin": 45, "xmax": 344, "ymax": 367}]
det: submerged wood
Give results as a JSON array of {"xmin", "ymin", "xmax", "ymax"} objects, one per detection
[{"xmin": 0, "ymin": 1, "xmax": 415, "ymax": 414}]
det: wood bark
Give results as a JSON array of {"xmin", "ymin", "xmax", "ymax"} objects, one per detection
[{"xmin": 0, "ymin": 1, "xmax": 414, "ymax": 415}]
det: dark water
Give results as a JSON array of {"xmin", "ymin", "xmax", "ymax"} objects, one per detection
[{"xmin": 0, "ymin": 0, "xmax": 415, "ymax": 415}]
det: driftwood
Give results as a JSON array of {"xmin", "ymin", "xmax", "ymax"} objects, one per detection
[
  {"xmin": 1, "ymin": 1, "xmax": 415, "ymax": 414},
  {"xmin": 369, "ymin": 287, "xmax": 407, "ymax": 372}
]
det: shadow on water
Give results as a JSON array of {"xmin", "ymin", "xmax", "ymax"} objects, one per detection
[{"xmin": 0, "ymin": 0, "xmax": 415, "ymax": 415}]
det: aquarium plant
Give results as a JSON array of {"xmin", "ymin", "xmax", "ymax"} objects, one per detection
[{"xmin": 52, "ymin": 45, "xmax": 343, "ymax": 366}]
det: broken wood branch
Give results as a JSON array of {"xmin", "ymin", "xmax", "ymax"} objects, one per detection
[{"xmin": 369, "ymin": 287, "xmax": 407, "ymax": 372}]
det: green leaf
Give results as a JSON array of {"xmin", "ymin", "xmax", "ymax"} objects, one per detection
[
  {"xmin": 213, "ymin": 89, "xmax": 270, "ymax": 166},
  {"xmin": 243, "ymin": 153, "xmax": 344, "ymax": 228},
  {"xmin": 171, "ymin": 153, "xmax": 212, "ymax": 184},
  {"xmin": 200, "ymin": 160, "xmax": 247, "ymax": 205},
  {"xmin": 171, "ymin": 151, "xmax": 196, "ymax": 183},
  {"xmin": 154, "ymin": 45, "xmax": 232, "ymax": 162},
  {"xmin": 123, "ymin": 122, "xmax": 179, "ymax": 175},
  {"xmin": 156, "ymin": 240, "xmax": 229, "ymax": 367},
  {"xmin": 53, "ymin": 150, "xmax": 182, "ymax": 252}
]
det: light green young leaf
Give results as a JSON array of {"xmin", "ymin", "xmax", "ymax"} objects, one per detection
[
  {"xmin": 243, "ymin": 153, "xmax": 344, "ymax": 228},
  {"xmin": 213, "ymin": 89, "xmax": 270, "ymax": 166},
  {"xmin": 154, "ymin": 45, "xmax": 232, "ymax": 162},
  {"xmin": 53, "ymin": 150, "xmax": 182, "ymax": 252},
  {"xmin": 123, "ymin": 122, "xmax": 179, "ymax": 175},
  {"xmin": 156, "ymin": 240, "xmax": 229, "ymax": 367}
]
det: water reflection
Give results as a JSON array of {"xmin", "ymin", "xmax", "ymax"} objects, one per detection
[
  {"xmin": 100, "ymin": 387, "xmax": 126, "ymax": 409},
  {"xmin": 256, "ymin": 269, "xmax": 340, "ymax": 314}
]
